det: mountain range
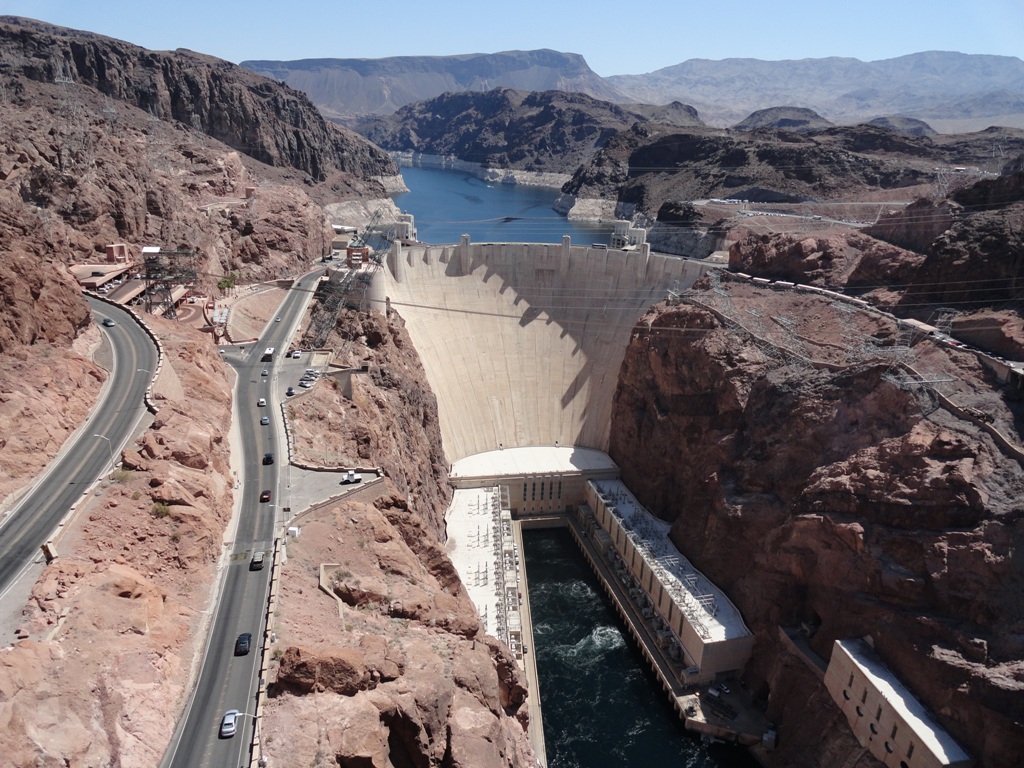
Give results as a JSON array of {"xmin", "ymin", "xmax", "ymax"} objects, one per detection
[{"xmin": 243, "ymin": 50, "xmax": 1024, "ymax": 132}]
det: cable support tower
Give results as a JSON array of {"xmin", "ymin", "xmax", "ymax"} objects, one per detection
[
  {"xmin": 143, "ymin": 248, "xmax": 199, "ymax": 320},
  {"xmin": 929, "ymin": 307, "xmax": 957, "ymax": 336}
]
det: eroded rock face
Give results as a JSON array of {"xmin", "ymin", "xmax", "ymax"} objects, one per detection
[
  {"xmin": 0, "ymin": 320, "xmax": 235, "ymax": 768},
  {"xmin": 609, "ymin": 284, "xmax": 1024, "ymax": 768},
  {"xmin": 265, "ymin": 302, "xmax": 532, "ymax": 767},
  {"xmin": 264, "ymin": 500, "xmax": 534, "ymax": 768},
  {"xmin": 290, "ymin": 310, "xmax": 452, "ymax": 539},
  {"xmin": 0, "ymin": 16, "xmax": 396, "ymax": 183}
]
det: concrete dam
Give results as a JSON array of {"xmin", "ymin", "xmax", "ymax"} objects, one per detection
[{"xmin": 373, "ymin": 235, "xmax": 711, "ymax": 464}]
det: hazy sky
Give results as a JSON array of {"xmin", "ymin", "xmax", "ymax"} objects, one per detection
[{"xmin": 3, "ymin": 0, "xmax": 1022, "ymax": 76}]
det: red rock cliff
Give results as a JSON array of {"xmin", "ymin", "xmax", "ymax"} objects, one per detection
[{"xmin": 609, "ymin": 279, "xmax": 1024, "ymax": 768}]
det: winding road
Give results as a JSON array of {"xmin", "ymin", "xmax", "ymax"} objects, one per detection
[{"xmin": 0, "ymin": 296, "xmax": 159, "ymax": 596}]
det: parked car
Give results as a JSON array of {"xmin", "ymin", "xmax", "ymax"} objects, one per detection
[
  {"xmin": 285, "ymin": 387, "xmax": 295, "ymax": 396},
  {"xmin": 234, "ymin": 632, "xmax": 252, "ymax": 655},
  {"xmin": 299, "ymin": 381, "xmax": 313, "ymax": 388},
  {"xmin": 260, "ymin": 416, "xmax": 270, "ymax": 425},
  {"xmin": 341, "ymin": 470, "xmax": 361, "ymax": 485},
  {"xmin": 250, "ymin": 551, "xmax": 265, "ymax": 570},
  {"xmin": 292, "ymin": 350, "xmax": 302, "ymax": 359},
  {"xmin": 219, "ymin": 710, "xmax": 239, "ymax": 738},
  {"xmin": 259, "ymin": 490, "xmax": 271, "ymax": 502}
]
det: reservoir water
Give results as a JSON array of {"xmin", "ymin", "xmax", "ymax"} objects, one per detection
[
  {"xmin": 392, "ymin": 165, "xmax": 614, "ymax": 246},
  {"xmin": 524, "ymin": 529, "xmax": 759, "ymax": 768}
]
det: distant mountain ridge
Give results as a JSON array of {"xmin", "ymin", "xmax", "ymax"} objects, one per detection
[
  {"xmin": 242, "ymin": 49, "xmax": 629, "ymax": 120},
  {"xmin": 607, "ymin": 51, "xmax": 1024, "ymax": 128},
  {"xmin": 244, "ymin": 49, "xmax": 1024, "ymax": 132}
]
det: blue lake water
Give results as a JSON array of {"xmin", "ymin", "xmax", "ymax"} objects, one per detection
[
  {"xmin": 391, "ymin": 165, "xmax": 615, "ymax": 246},
  {"xmin": 524, "ymin": 529, "xmax": 760, "ymax": 768}
]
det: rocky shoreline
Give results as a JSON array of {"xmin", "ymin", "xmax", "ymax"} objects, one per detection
[{"xmin": 391, "ymin": 151, "xmax": 572, "ymax": 189}]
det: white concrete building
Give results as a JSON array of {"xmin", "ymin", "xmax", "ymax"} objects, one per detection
[
  {"xmin": 584, "ymin": 479, "xmax": 754, "ymax": 683},
  {"xmin": 450, "ymin": 446, "xmax": 619, "ymax": 515},
  {"xmin": 824, "ymin": 639, "xmax": 971, "ymax": 768}
]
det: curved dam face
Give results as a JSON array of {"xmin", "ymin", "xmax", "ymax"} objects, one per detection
[{"xmin": 375, "ymin": 237, "xmax": 711, "ymax": 464}]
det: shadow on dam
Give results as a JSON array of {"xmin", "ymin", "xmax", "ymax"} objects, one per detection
[{"xmin": 379, "ymin": 238, "xmax": 711, "ymax": 463}]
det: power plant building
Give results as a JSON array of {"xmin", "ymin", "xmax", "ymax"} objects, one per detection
[
  {"xmin": 824, "ymin": 639, "xmax": 971, "ymax": 768},
  {"xmin": 583, "ymin": 479, "xmax": 754, "ymax": 683}
]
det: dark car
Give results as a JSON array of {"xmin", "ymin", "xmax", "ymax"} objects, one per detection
[
  {"xmin": 234, "ymin": 632, "xmax": 252, "ymax": 655},
  {"xmin": 263, "ymin": 452, "xmax": 274, "ymax": 465},
  {"xmin": 286, "ymin": 387, "xmax": 295, "ymax": 396},
  {"xmin": 259, "ymin": 490, "xmax": 271, "ymax": 502},
  {"xmin": 249, "ymin": 551, "xmax": 265, "ymax": 570}
]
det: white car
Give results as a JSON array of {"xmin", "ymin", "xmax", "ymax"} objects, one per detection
[
  {"xmin": 342, "ymin": 470, "xmax": 361, "ymax": 485},
  {"xmin": 219, "ymin": 710, "xmax": 239, "ymax": 738},
  {"xmin": 275, "ymin": 316, "xmax": 282, "ymax": 323},
  {"xmin": 292, "ymin": 350, "xmax": 302, "ymax": 359},
  {"xmin": 261, "ymin": 369, "xmax": 269, "ymax": 377},
  {"xmin": 257, "ymin": 398, "xmax": 266, "ymax": 407}
]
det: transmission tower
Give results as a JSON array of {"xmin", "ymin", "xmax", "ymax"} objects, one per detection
[{"xmin": 143, "ymin": 248, "xmax": 199, "ymax": 320}]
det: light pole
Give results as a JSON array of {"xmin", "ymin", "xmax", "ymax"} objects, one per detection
[
  {"xmin": 93, "ymin": 434, "xmax": 115, "ymax": 474},
  {"xmin": 237, "ymin": 712, "xmax": 267, "ymax": 766}
]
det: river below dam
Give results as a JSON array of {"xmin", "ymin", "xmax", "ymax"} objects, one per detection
[
  {"xmin": 392, "ymin": 165, "xmax": 613, "ymax": 245},
  {"xmin": 524, "ymin": 529, "xmax": 760, "ymax": 768}
]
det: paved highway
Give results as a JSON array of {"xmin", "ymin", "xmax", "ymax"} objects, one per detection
[
  {"xmin": 0, "ymin": 297, "xmax": 158, "ymax": 596},
  {"xmin": 163, "ymin": 274, "xmax": 320, "ymax": 768}
]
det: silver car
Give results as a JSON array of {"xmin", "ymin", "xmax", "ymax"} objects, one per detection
[{"xmin": 219, "ymin": 709, "xmax": 239, "ymax": 738}]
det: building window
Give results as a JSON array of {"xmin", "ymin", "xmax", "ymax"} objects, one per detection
[
  {"xmin": 842, "ymin": 690, "xmax": 850, "ymax": 701},
  {"xmin": 531, "ymin": 482, "xmax": 536, "ymax": 501},
  {"xmin": 848, "ymin": 672, "xmax": 855, "ymax": 687},
  {"xmin": 558, "ymin": 481, "xmax": 562, "ymax": 498},
  {"xmin": 907, "ymin": 743, "xmax": 914, "ymax": 758},
  {"xmin": 870, "ymin": 723, "xmax": 878, "ymax": 735},
  {"xmin": 539, "ymin": 481, "xmax": 545, "ymax": 500},
  {"xmin": 523, "ymin": 483, "xmax": 527, "ymax": 501},
  {"xmin": 876, "ymin": 705, "xmax": 882, "ymax": 721},
  {"xmin": 891, "ymin": 724, "xmax": 898, "ymax": 740},
  {"xmin": 861, "ymin": 689, "xmax": 868, "ymax": 704},
  {"xmin": 855, "ymin": 706, "xmax": 863, "ymax": 717},
  {"xmin": 884, "ymin": 742, "xmax": 894, "ymax": 754}
]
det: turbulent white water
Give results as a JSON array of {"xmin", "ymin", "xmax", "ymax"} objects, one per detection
[{"xmin": 524, "ymin": 528, "xmax": 758, "ymax": 768}]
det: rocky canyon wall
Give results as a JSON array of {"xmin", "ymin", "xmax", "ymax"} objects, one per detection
[
  {"xmin": 609, "ymin": 280, "xmax": 1024, "ymax": 768},
  {"xmin": 263, "ymin": 308, "xmax": 536, "ymax": 767},
  {"xmin": 0, "ymin": 16, "xmax": 397, "ymax": 184}
]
